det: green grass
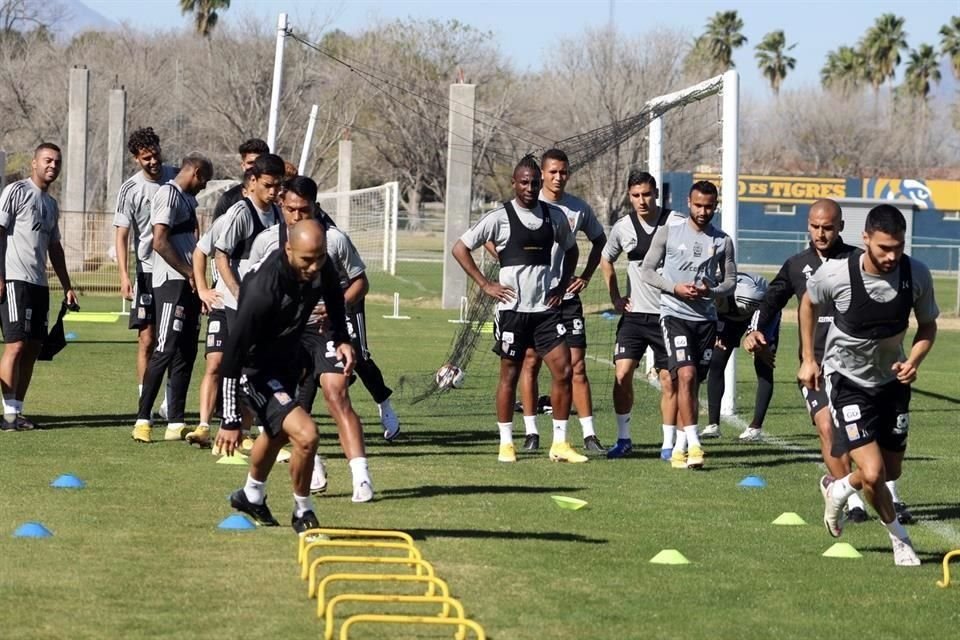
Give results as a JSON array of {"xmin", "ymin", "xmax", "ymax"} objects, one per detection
[{"xmin": 1, "ymin": 295, "xmax": 959, "ymax": 640}]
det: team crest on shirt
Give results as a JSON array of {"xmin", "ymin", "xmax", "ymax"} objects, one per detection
[{"xmin": 693, "ymin": 243, "xmax": 703, "ymax": 257}]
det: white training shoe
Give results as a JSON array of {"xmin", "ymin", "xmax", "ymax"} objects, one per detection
[
  {"xmin": 310, "ymin": 456, "xmax": 328, "ymax": 495},
  {"xmin": 352, "ymin": 479, "xmax": 374, "ymax": 503},
  {"xmin": 820, "ymin": 475, "xmax": 844, "ymax": 538},
  {"xmin": 700, "ymin": 423, "xmax": 721, "ymax": 439},
  {"xmin": 738, "ymin": 427, "xmax": 765, "ymax": 442},
  {"xmin": 891, "ymin": 534, "xmax": 921, "ymax": 567},
  {"xmin": 380, "ymin": 406, "xmax": 400, "ymax": 441}
]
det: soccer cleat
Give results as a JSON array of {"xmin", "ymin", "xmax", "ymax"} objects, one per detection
[
  {"xmin": 583, "ymin": 435, "xmax": 606, "ymax": 452},
  {"xmin": 686, "ymin": 446, "xmax": 705, "ymax": 469},
  {"xmin": 700, "ymin": 423, "xmax": 721, "ymax": 439},
  {"xmin": 521, "ymin": 434, "xmax": 540, "ymax": 451},
  {"xmin": 891, "ymin": 535, "xmax": 921, "ymax": 566},
  {"xmin": 738, "ymin": 427, "xmax": 765, "ymax": 442},
  {"xmin": 352, "ymin": 480, "xmax": 374, "ymax": 503},
  {"xmin": 549, "ymin": 442, "xmax": 589, "ymax": 463},
  {"xmin": 498, "ymin": 443, "xmax": 517, "ymax": 463},
  {"xmin": 310, "ymin": 457, "xmax": 328, "ymax": 495},
  {"xmin": 845, "ymin": 506, "xmax": 869, "ymax": 523},
  {"xmin": 131, "ymin": 421, "xmax": 152, "ymax": 443},
  {"xmin": 15, "ymin": 415, "xmax": 37, "ymax": 430},
  {"xmin": 606, "ymin": 438, "xmax": 634, "ymax": 459},
  {"xmin": 894, "ymin": 502, "xmax": 914, "ymax": 525},
  {"xmin": 820, "ymin": 475, "xmax": 844, "ymax": 538},
  {"xmin": 670, "ymin": 450, "xmax": 687, "ymax": 469},
  {"xmin": 1, "ymin": 418, "xmax": 17, "ymax": 432},
  {"xmin": 185, "ymin": 426, "xmax": 211, "ymax": 448},
  {"xmin": 164, "ymin": 425, "xmax": 190, "ymax": 441},
  {"xmin": 659, "ymin": 447, "xmax": 673, "ymax": 461},
  {"xmin": 291, "ymin": 510, "xmax": 320, "ymax": 536},
  {"xmin": 229, "ymin": 489, "xmax": 279, "ymax": 526},
  {"xmin": 380, "ymin": 406, "xmax": 401, "ymax": 441}
]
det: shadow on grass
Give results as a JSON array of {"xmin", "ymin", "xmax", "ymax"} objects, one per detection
[
  {"xmin": 910, "ymin": 504, "xmax": 960, "ymax": 522},
  {"xmin": 855, "ymin": 546, "xmax": 950, "ymax": 563},
  {"xmin": 377, "ymin": 484, "xmax": 587, "ymax": 500},
  {"xmin": 913, "ymin": 388, "xmax": 960, "ymax": 404},
  {"xmin": 403, "ymin": 527, "xmax": 607, "ymax": 544}
]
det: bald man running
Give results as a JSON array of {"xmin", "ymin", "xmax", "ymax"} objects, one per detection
[{"xmin": 217, "ymin": 220, "xmax": 355, "ymax": 535}]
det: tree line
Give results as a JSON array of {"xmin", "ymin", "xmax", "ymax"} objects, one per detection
[{"xmin": 0, "ymin": 2, "xmax": 957, "ymax": 227}]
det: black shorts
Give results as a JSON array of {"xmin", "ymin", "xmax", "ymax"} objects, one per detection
[
  {"xmin": 827, "ymin": 372, "xmax": 911, "ymax": 455},
  {"xmin": 301, "ymin": 327, "xmax": 356, "ymax": 381},
  {"xmin": 798, "ymin": 379, "xmax": 830, "ymax": 419},
  {"xmin": 128, "ymin": 271, "xmax": 155, "ymax": 330},
  {"xmin": 237, "ymin": 373, "xmax": 300, "ymax": 438},
  {"xmin": 614, "ymin": 313, "xmax": 668, "ymax": 370},
  {"xmin": 559, "ymin": 296, "xmax": 587, "ymax": 349},
  {"xmin": 493, "ymin": 308, "xmax": 567, "ymax": 362},
  {"xmin": 660, "ymin": 316, "xmax": 715, "ymax": 381},
  {"xmin": 153, "ymin": 279, "xmax": 201, "ymax": 355},
  {"xmin": 716, "ymin": 318, "xmax": 749, "ymax": 350},
  {"xmin": 204, "ymin": 308, "xmax": 231, "ymax": 356},
  {"xmin": 0, "ymin": 281, "xmax": 49, "ymax": 343},
  {"xmin": 346, "ymin": 305, "xmax": 372, "ymax": 361}
]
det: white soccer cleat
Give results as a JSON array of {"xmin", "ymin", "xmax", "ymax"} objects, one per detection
[
  {"xmin": 700, "ymin": 423, "xmax": 721, "ymax": 439},
  {"xmin": 352, "ymin": 479, "xmax": 374, "ymax": 503},
  {"xmin": 380, "ymin": 406, "xmax": 400, "ymax": 441},
  {"xmin": 891, "ymin": 535, "xmax": 921, "ymax": 567},
  {"xmin": 820, "ymin": 475, "xmax": 845, "ymax": 538},
  {"xmin": 738, "ymin": 427, "xmax": 764, "ymax": 442},
  {"xmin": 310, "ymin": 456, "xmax": 328, "ymax": 495}
]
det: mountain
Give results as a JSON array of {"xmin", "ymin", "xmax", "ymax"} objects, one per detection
[{"xmin": 53, "ymin": 0, "xmax": 118, "ymax": 38}]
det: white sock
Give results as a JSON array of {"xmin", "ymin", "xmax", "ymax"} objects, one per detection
[
  {"xmin": 832, "ymin": 474, "xmax": 855, "ymax": 505},
  {"xmin": 2, "ymin": 396, "xmax": 15, "ymax": 420},
  {"xmin": 498, "ymin": 422, "xmax": 513, "ymax": 445},
  {"xmin": 579, "ymin": 415, "xmax": 596, "ymax": 439},
  {"xmin": 883, "ymin": 517, "xmax": 909, "ymax": 541},
  {"xmin": 661, "ymin": 424, "xmax": 676, "ymax": 449},
  {"xmin": 243, "ymin": 474, "xmax": 265, "ymax": 504},
  {"xmin": 138, "ymin": 384, "xmax": 143, "ymax": 398},
  {"xmin": 523, "ymin": 415, "xmax": 538, "ymax": 435},
  {"xmin": 683, "ymin": 425, "xmax": 701, "ymax": 449},
  {"xmin": 886, "ymin": 480, "xmax": 901, "ymax": 503},
  {"xmin": 675, "ymin": 429, "xmax": 688, "ymax": 453},
  {"xmin": 846, "ymin": 491, "xmax": 866, "ymax": 511},
  {"xmin": 293, "ymin": 493, "xmax": 314, "ymax": 518},
  {"xmin": 348, "ymin": 457, "xmax": 370, "ymax": 485},
  {"xmin": 378, "ymin": 398, "xmax": 394, "ymax": 416},
  {"xmin": 552, "ymin": 419, "xmax": 568, "ymax": 446},
  {"xmin": 616, "ymin": 413, "xmax": 631, "ymax": 440}
]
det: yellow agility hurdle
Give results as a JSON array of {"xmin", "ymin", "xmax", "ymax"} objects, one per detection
[
  {"xmin": 324, "ymin": 594, "xmax": 466, "ymax": 640},
  {"xmin": 297, "ymin": 528, "xmax": 416, "ymax": 565},
  {"xmin": 937, "ymin": 549, "xmax": 960, "ymax": 588},
  {"xmin": 338, "ymin": 613, "xmax": 486, "ymax": 640},
  {"xmin": 308, "ymin": 556, "xmax": 437, "ymax": 599},
  {"xmin": 316, "ymin": 573, "xmax": 451, "ymax": 619},
  {"xmin": 300, "ymin": 541, "xmax": 421, "ymax": 580}
]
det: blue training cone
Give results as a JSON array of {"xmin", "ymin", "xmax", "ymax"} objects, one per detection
[
  {"xmin": 14, "ymin": 522, "xmax": 53, "ymax": 538},
  {"xmin": 218, "ymin": 514, "xmax": 256, "ymax": 530},
  {"xmin": 51, "ymin": 474, "xmax": 86, "ymax": 489},
  {"xmin": 739, "ymin": 475, "xmax": 767, "ymax": 488},
  {"xmin": 65, "ymin": 332, "xmax": 77, "ymax": 340}
]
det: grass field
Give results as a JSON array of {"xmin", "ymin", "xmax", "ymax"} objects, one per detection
[{"xmin": 1, "ymin": 278, "xmax": 958, "ymax": 640}]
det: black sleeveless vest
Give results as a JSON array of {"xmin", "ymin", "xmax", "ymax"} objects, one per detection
[
  {"xmin": 498, "ymin": 201, "xmax": 553, "ymax": 267},
  {"xmin": 833, "ymin": 254, "xmax": 913, "ymax": 340},
  {"xmin": 627, "ymin": 208, "xmax": 671, "ymax": 261},
  {"xmin": 230, "ymin": 198, "xmax": 278, "ymax": 260}
]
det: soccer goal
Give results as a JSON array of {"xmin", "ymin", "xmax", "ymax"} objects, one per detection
[{"xmin": 317, "ymin": 181, "xmax": 400, "ymax": 275}]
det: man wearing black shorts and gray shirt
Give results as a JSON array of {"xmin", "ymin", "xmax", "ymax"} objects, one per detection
[
  {"xmin": 800, "ymin": 204, "xmax": 938, "ymax": 566},
  {"xmin": 641, "ymin": 180, "xmax": 736, "ymax": 470},
  {"xmin": 0, "ymin": 143, "xmax": 77, "ymax": 431},
  {"xmin": 743, "ymin": 198, "xmax": 879, "ymax": 522},
  {"xmin": 131, "ymin": 154, "xmax": 212, "ymax": 443},
  {"xmin": 113, "ymin": 127, "xmax": 178, "ymax": 411},
  {"xmin": 218, "ymin": 219, "xmax": 354, "ymax": 534},
  {"xmin": 212, "ymin": 138, "xmax": 269, "ymax": 220},
  {"xmin": 601, "ymin": 170, "xmax": 679, "ymax": 460},
  {"xmin": 453, "ymin": 155, "xmax": 584, "ymax": 464}
]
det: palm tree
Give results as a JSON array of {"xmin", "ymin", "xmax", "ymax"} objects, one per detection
[
  {"xmin": 940, "ymin": 16, "xmax": 960, "ymax": 79},
  {"xmin": 904, "ymin": 44, "xmax": 942, "ymax": 100},
  {"xmin": 859, "ymin": 13, "xmax": 908, "ymax": 96},
  {"xmin": 754, "ymin": 30, "xmax": 796, "ymax": 96},
  {"xmin": 179, "ymin": 0, "xmax": 231, "ymax": 37},
  {"xmin": 703, "ymin": 10, "xmax": 748, "ymax": 70},
  {"xmin": 821, "ymin": 46, "xmax": 866, "ymax": 96}
]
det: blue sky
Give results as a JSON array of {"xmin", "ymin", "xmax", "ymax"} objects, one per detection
[{"xmin": 79, "ymin": 0, "xmax": 957, "ymax": 100}]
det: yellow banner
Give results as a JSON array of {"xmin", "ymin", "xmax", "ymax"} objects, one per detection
[{"xmin": 693, "ymin": 174, "xmax": 847, "ymax": 204}]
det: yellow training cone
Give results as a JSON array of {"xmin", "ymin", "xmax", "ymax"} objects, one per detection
[
  {"xmin": 216, "ymin": 454, "xmax": 249, "ymax": 465},
  {"xmin": 772, "ymin": 512, "xmax": 807, "ymax": 526},
  {"xmin": 649, "ymin": 549, "xmax": 690, "ymax": 565},
  {"xmin": 822, "ymin": 543, "xmax": 862, "ymax": 559}
]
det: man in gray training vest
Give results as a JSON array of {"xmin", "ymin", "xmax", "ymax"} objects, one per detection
[
  {"xmin": 641, "ymin": 180, "xmax": 736, "ymax": 470},
  {"xmin": 0, "ymin": 143, "xmax": 77, "ymax": 431},
  {"xmin": 800, "ymin": 204, "xmax": 938, "ymax": 567},
  {"xmin": 131, "ymin": 153, "xmax": 212, "ymax": 443},
  {"xmin": 452, "ymin": 155, "xmax": 585, "ymax": 464}
]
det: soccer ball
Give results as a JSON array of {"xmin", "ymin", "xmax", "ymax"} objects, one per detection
[
  {"xmin": 734, "ymin": 272, "xmax": 768, "ymax": 314},
  {"xmin": 435, "ymin": 364, "xmax": 465, "ymax": 390}
]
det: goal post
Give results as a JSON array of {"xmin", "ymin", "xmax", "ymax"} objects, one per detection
[{"xmin": 317, "ymin": 181, "xmax": 399, "ymax": 275}]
